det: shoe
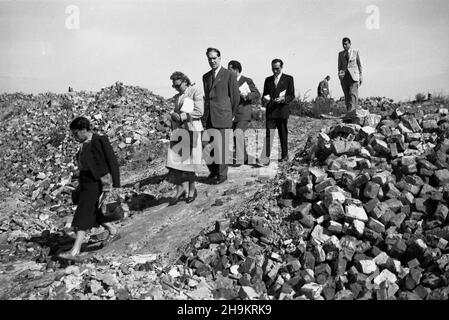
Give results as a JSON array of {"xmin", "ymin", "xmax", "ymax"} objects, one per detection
[
  {"xmin": 256, "ymin": 158, "xmax": 270, "ymax": 167},
  {"xmin": 101, "ymin": 233, "xmax": 121, "ymax": 247},
  {"xmin": 169, "ymin": 191, "xmax": 186, "ymax": 206},
  {"xmin": 186, "ymin": 189, "xmax": 198, "ymax": 203},
  {"xmin": 215, "ymin": 176, "xmax": 228, "ymax": 185},
  {"xmin": 278, "ymin": 157, "xmax": 288, "ymax": 163},
  {"xmin": 207, "ymin": 173, "xmax": 218, "ymax": 180}
]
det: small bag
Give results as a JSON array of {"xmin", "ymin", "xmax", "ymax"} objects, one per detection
[
  {"xmin": 98, "ymin": 190, "xmax": 124, "ymax": 222},
  {"xmin": 251, "ymin": 104, "xmax": 263, "ymax": 121}
]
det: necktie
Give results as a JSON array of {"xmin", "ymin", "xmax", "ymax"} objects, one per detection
[
  {"xmin": 345, "ymin": 51, "xmax": 349, "ymax": 63},
  {"xmin": 274, "ymin": 76, "xmax": 279, "ymax": 87}
]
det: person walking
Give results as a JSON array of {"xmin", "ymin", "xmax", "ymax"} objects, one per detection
[
  {"xmin": 338, "ymin": 37, "xmax": 363, "ymax": 111},
  {"xmin": 166, "ymin": 71, "xmax": 204, "ymax": 205}
]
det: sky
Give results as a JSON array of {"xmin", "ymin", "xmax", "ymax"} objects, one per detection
[{"xmin": 1, "ymin": 0, "xmax": 448, "ymax": 101}]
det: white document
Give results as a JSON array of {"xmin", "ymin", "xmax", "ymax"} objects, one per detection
[
  {"xmin": 239, "ymin": 82, "xmax": 251, "ymax": 95},
  {"xmin": 279, "ymin": 90, "xmax": 286, "ymax": 98},
  {"xmin": 180, "ymin": 97, "xmax": 194, "ymax": 113},
  {"xmin": 264, "ymin": 94, "xmax": 271, "ymax": 101}
]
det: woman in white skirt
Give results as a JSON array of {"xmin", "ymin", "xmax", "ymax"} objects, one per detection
[{"xmin": 166, "ymin": 71, "xmax": 204, "ymax": 205}]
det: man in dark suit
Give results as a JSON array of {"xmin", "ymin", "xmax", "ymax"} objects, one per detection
[
  {"xmin": 317, "ymin": 75, "xmax": 331, "ymax": 98},
  {"xmin": 258, "ymin": 58, "xmax": 295, "ymax": 165},
  {"xmin": 202, "ymin": 47, "xmax": 240, "ymax": 184},
  {"xmin": 338, "ymin": 37, "xmax": 363, "ymax": 111},
  {"xmin": 227, "ymin": 60, "xmax": 260, "ymax": 166}
]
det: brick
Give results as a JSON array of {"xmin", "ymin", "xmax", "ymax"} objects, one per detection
[
  {"xmin": 300, "ymin": 283, "xmax": 323, "ymax": 300},
  {"xmin": 314, "ymin": 178, "xmax": 336, "ymax": 193},
  {"xmin": 422, "ymin": 119, "xmax": 438, "ymax": 131},
  {"xmin": 373, "ymin": 269, "xmax": 397, "ymax": 286},
  {"xmin": 351, "ymin": 220, "xmax": 365, "ymax": 238},
  {"xmin": 373, "ymin": 252, "xmax": 390, "ymax": 267},
  {"xmin": 367, "ymin": 217, "xmax": 386, "ymax": 234},
  {"xmin": 385, "ymin": 183, "xmax": 402, "ymax": 199},
  {"xmin": 363, "ymin": 182, "xmax": 381, "ymax": 199},
  {"xmin": 345, "ymin": 205, "xmax": 368, "ymax": 222},
  {"xmin": 389, "ymin": 212, "xmax": 406, "ymax": 228},
  {"xmin": 322, "ymin": 281, "xmax": 336, "ymax": 300},
  {"xmin": 239, "ymin": 286, "xmax": 260, "ymax": 300},
  {"xmin": 434, "ymin": 169, "xmax": 449, "ymax": 187},
  {"xmin": 334, "ymin": 289, "xmax": 354, "ymax": 300},
  {"xmin": 434, "ymin": 203, "xmax": 449, "ymax": 223},
  {"xmin": 309, "ymin": 167, "xmax": 327, "ymax": 184},
  {"xmin": 323, "ymin": 191, "xmax": 346, "ymax": 208},
  {"xmin": 328, "ymin": 221, "xmax": 343, "ymax": 234},
  {"xmin": 358, "ymin": 259, "xmax": 377, "ymax": 274},
  {"xmin": 295, "ymin": 202, "xmax": 313, "ymax": 218},
  {"xmin": 384, "ymin": 198, "xmax": 403, "ymax": 213},
  {"xmin": 372, "ymin": 139, "xmax": 390, "ymax": 155}
]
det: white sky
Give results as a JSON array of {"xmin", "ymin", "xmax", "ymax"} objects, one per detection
[{"xmin": 1, "ymin": 0, "xmax": 448, "ymax": 101}]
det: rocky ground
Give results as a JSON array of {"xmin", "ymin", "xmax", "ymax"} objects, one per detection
[{"xmin": 1, "ymin": 84, "xmax": 448, "ymax": 300}]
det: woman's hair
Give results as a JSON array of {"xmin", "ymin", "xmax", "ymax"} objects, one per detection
[
  {"xmin": 170, "ymin": 71, "xmax": 191, "ymax": 86},
  {"xmin": 69, "ymin": 116, "xmax": 91, "ymax": 131}
]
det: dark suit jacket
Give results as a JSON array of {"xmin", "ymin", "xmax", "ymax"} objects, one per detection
[
  {"xmin": 202, "ymin": 67, "xmax": 240, "ymax": 128},
  {"xmin": 77, "ymin": 134, "xmax": 120, "ymax": 187},
  {"xmin": 234, "ymin": 76, "xmax": 261, "ymax": 122},
  {"xmin": 262, "ymin": 73, "xmax": 295, "ymax": 119}
]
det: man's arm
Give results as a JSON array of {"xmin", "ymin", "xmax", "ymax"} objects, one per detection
[
  {"xmin": 338, "ymin": 52, "xmax": 345, "ymax": 79},
  {"xmin": 246, "ymin": 78, "xmax": 261, "ymax": 103},
  {"xmin": 285, "ymin": 76, "xmax": 295, "ymax": 104},
  {"xmin": 99, "ymin": 136, "xmax": 120, "ymax": 188},
  {"xmin": 229, "ymin": 72, "xmax": 240, "ymax": 116},
  {"xmin": 356, "ymin": 51, "xmax": 363, "ymax": 85}
]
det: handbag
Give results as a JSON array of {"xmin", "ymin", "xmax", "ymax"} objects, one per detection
[
  {"xmin": 98, "ymin": 190, "xmax": 124, "ymax": 222},
  {"xmin": 251, "ymin": 104, "xmax": 263, "ymax": 121}
]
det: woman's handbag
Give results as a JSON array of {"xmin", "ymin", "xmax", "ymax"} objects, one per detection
[{"xmin": 98, "ymin": 190, "xmax": 125, "ymax": 222}]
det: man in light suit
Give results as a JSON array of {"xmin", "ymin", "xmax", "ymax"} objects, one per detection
[
  {"xmin": 202, "ymin": 47, "xmax": 240, "ymax": 184},
  {"xmin": 227, "ymin": 60, "xmax": 260, "ymax": 166},
  {"xmin": 338, "ymin": 37, "xmax": 363, "ymax": 111},
  {"xmin": 258, "ymin": 58, "xmax": 295, "ymax": 165}
]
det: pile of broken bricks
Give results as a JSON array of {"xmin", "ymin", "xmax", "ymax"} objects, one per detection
[{"xmin": 177, "ymin": 105, "xmax": 449, "ymax": 300}]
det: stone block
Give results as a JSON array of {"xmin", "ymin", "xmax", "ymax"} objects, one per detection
[{"xmin": 345, "ymin": 205, "xmax": 368, "ymax": 222}]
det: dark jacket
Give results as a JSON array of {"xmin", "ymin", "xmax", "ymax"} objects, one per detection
[
  {"xmin": 234, "ymin": 76, "xmax": 261, "ymax": 122},
  {"xmin": 202, "ymin": 66, "xmax": 240, "ymax": 129},
  {"xmin": 77, "ymin": 134, "xmax": 120, "ymax": 187},
  {"xmin": 262, "ymin": 73, "xmax": 295, "ymax": 120}
]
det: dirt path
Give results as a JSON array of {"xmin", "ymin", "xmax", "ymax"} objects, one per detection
[{"xmin": 98, "ymin": 116, "xmax": 340, "ymax": 265}]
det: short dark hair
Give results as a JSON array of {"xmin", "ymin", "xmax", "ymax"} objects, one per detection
[
  {"xmin": 206, "ymin": 47, "xmax": 221, "ymax": 57},
  {"xmin": 70, "ymin": 116, "xmax": 91, "ymax": 131},
  {"xmin": 342, "ymin": 37, "xmax": 351, "ymax": 44},
  {"xmin": 325, "ymin": 75, "xmax": 331, "ymax": 80},
  {"xmin": 228, "ymin": 60, "xmax": 242, "ymax": 73},
  {"xmin": 271, "ymin": 59, "xmax": 283, "ymax": 67},
  {"xmin": 170, "ymin": 71, "xmax": 191, "ymax": 86}
]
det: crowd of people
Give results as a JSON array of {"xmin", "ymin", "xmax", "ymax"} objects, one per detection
[{"xmin": 60, "ymin": 37, "xmax": 363, "ymax": 259}]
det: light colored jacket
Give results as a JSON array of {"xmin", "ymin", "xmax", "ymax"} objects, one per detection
[
  {"xmin": 338, "ymin": 49, "xmax": 363, "ymax": 82},
  {"xmin": 172, "ymin": 85, "xmax": 204, "ymax": 132}
]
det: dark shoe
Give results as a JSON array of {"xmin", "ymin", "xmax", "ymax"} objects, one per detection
[
  {"xmin": 169, "ymin": 191, "xmax": 186, "ymax": 206},
  {"xmin": 215, "ymin": 176, "xmax": 228, "ymax": 185},
  {"xmin": 207, "ymin": 173, "xmax": 217, "ymax": 180},
  {"xmin": 278, "ymin": 157, "xmax": 289, "ymax": 163},
  {"xmin": 186, "ymin": 189, "xmax": 198, "ymax": 203}
]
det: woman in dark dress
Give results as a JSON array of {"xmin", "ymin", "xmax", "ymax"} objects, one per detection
[{"xmin": 59, "ymin": 116, "xmax": 121, "ymax": 258}]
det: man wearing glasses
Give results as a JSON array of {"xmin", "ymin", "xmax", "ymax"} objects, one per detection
[{"xmin": 258, "ymin": 59, "xmax": 295, "ymax": 165}]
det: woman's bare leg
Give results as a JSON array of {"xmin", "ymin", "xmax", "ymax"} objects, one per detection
[{"xmin": 70, "ymin": 230, "xmax": 85, "ymax": 255}]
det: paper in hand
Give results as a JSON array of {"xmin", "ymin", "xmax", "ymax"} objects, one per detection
[
  {"xmin": 180, "ymin": 97, "xmax": 194, "ymax": 113},
  {"xmin": 279, "ymin": 90, "xmax": 286, "ymax": 98},
  {"xmin": 263, "ymin": 95, "xmax": 271, "ymax": 101},
  {"xmin": 239, "ymin": 82, "xmax": 251, "ymax": 95}
]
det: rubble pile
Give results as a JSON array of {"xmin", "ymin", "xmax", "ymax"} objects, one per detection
[
  {"xmin": 0, "ymin": 82, "xmax": 172, "ymax": 235},
  {"xmin": 174, "ymin": 105, "xmax": 449, "ymax": 300}
]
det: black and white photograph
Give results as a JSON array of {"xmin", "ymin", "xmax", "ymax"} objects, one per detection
[{"xmin": 1, "ymin": 0, "xmax": 449, "ymax": 307}]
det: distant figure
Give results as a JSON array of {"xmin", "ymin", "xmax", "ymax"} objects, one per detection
[
  {"xmin": 166, "ymin": 71, "xmax": 203, "ymax": 205},
  {"xmin": 338, "ymin": 37, "xmax": 363, "ymax": 111},
  {"xmin": 68, "ymin": 86, "xmax": 74, "ymax": 92},
  {"xmin": 317, "ymin": 75, "xmax": 331, "ymax": 98},
  {"xmin": 428, "ymin": 92, "xmax": 432, "ymax": 100},
  {"xmin": 227, "ymin": 60, "xmax": 260, "ymax": 166},
  {"xmin": 60, "ymin": 116, "xmax": 121, "ymax": 259},
  {"xmin": 202, "ymin": 47, "xmax": 240, "ymax": 184},
  {"xmin": 258, "ymin": 58, "xmax": 295, "ymax": 165}
]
